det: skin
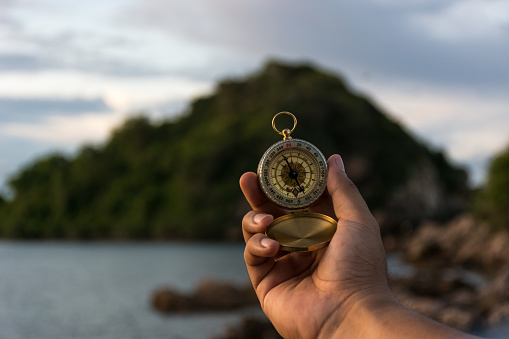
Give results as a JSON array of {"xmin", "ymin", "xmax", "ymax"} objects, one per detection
[{"xmin": 240, "ymin": 154, "xmax": 482, "ymax": 339}]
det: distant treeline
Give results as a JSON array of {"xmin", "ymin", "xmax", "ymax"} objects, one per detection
[{"xmin": 0, "ymin": 60, "xmax": 505, "ymax": 239}]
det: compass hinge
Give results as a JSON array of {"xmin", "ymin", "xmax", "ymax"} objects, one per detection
[{"xmin": 289, "ymin": 208, "xmax": 309, "ymax": 214}]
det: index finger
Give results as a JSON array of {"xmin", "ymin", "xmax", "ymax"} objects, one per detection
[{"xmin": 239, "ymin": 172, "xmax": 286, "ymax": 217}]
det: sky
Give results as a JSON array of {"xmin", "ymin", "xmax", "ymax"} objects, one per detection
[{"xmin": 1, "ymin": 0, "xmax": 508, "ymax": 191}]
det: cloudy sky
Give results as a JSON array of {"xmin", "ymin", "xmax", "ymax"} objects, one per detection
[{"xmin": 1, "ymin": 0, "xmax": 508, "ymax": 191}]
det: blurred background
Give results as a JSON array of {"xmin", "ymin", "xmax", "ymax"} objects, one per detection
[{"xmin": 1, "ymin": 0, "xmax": 509, "ymax": 338}]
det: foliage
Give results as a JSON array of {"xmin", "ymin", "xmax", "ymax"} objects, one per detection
[
  {"xmin": 475, "ymin": 144, "xmax": 509, "ymax": 230},
  {"xmin": 0, "ymin": 60, "xmax": 468, "ymax": 239}
]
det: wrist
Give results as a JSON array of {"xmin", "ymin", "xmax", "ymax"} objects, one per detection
[
  {"xmin": 316, "ymin": 290, "xmax": 396, "ymax": 339},
  {"xmin": 327, "ymin": 291, "xmax": 478, "ymax": 339},
  {"xmin": 333, "ymin": 292, "xmax": 399, "ymax": 339}
]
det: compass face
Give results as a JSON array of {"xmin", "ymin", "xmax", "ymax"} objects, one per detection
[{"xmin": 258, "ymin": 139, "xmax": 328, "ymax": 209}]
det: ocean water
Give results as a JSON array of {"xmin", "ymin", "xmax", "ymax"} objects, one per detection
[
  {"xmin": 0, "ymin": 242, "xmax": 507, "ymax": 339},
  {"xmin": 0, "ymin": 241, "xmax": 258, "ymax": 339}
]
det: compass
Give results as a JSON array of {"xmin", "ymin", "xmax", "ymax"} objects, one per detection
[{"xmin": 257, "ymin": 112, "xmax": 337, "ymax": 252}]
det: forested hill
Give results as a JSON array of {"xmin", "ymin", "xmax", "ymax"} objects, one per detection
[{"xmin": 0, "ymin": 61, "xmax": 469, "ymax": 239}]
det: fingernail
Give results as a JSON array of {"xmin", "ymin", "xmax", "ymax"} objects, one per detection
[
  {"xmin": 335, "ymin": 155, "xmax": 345, "ymax": 172},
  {"xmin": 254, "ymin": 213, "xmax": 270, "ymax": 224},
  {"xmin": 261, "ymin": 237, "xmax": 276, "ymax": 248}
]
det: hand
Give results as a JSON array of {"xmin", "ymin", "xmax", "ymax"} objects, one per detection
[
  {"xmin": 241, "ymin": 154, "xmax": 482, "ymax": 339},
  {"xmin": 240, "ymin": 154, "xmax": 390, "ymax": 338}
]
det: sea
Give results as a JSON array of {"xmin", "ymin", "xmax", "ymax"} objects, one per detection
[
  {"xmin": 0, "ymin": 241, "xmax": 258, "ymax": 339},
  {"xmin": 0, "ymin": 241, "xmax": 507, "ymax": 339}
]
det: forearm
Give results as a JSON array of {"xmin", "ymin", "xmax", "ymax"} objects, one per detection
[{"xmin": 328, "ymin": 294, "xmax": 481, "ymax": 339}]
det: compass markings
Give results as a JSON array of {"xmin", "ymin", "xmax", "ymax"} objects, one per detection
[{"xmin": 260, "ymin": 140, "xmax": 327, "ymax": 209}]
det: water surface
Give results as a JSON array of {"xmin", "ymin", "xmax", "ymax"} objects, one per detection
[{"xmin": 0, "ymin": 241, "xmax": 253, "ymax": 339}]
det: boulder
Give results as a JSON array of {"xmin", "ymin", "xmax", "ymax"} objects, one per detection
[
  {"xmin": 437, "ymin": 306, "xmax": 476, "ymax": 331},
  {"xmin": 404, "ymin": 214, "xmax": 509, "ymax": 272},
  {"xmin": 389, "ymin": 269, "xmax": 480, "ymax": 332},
  {"xmin": 151, "ymin": 288, "xmax": 195, "ymax": 312},
  {"xmin": 404, "ymin": 221, "xmax": 443, "ymax": 263},
  {"xmin": 486, "ymin": 303, "xmax": 509, "ymax": 327},
  {"xmin": 194, "ymin": 279, "xmax": 257, "ymax": 309},
  {"xmin": 151, "ymin": 279, "xmax": 258, "ymax": 313},
  {"xmin": 218, "ymin": 316, "xmax": 282, "ymax": 339},
  {"xmin": 480, "ymin": 264, "xmax": 509, "ymax": 315}
]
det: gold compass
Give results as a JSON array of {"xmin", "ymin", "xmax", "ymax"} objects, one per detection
[{"xmin": 257, "ymin": 112, "xmax": 337, "ymax": 252}]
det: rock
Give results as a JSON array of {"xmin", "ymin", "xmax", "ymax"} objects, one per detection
[
  {"xmin": 194, "ymin": 279, "xmax": 258, "ymax": 309},
  {"xmin": 486, "ymin": 303, "xmax": 509, "ymax": 327},
  {"xmin": 405, "ymin": 222, "xmax": 443, "ymax": 263},
  {"xmin": 446, "ymin": 215, "xmax": 490, "ymax": 268},
  {"xmin": 151, "ymin": 279, "xmax": 258, "ymax": 313},
  {"xmin": 218, "ymin": 316, "xmax": 282, "ymax": 339},
  {"xmin": 480, "ymin": 264, "xmax": 509, "ymax": 315},
  {"xmin": 437, "ymin": 306, "xmax": 476, "ymax": 331},
  {"xmin": 449, "ymin": 289, "xmax": 477, "ymax": 308},
  {"xmin": 401, "ymin": 296, "xmax": 447, "ymax": 316},
  {"xmin": 389, "ymin": 269, "xmax": 480, "ymax": 332},
  {"xmin": 393, "ymin": 268, "xmax": 476, "ymax": 297},
  {"xmin": 151, "ymin": 288, "xmax": 196, "ymax": 313},
  {"xmin": 480, "ymin": 232, "xmax": 509, "ymax": 270},
  {"xmin": 403, "ymin": 214, "xmax": 509, "ymax": 273}
]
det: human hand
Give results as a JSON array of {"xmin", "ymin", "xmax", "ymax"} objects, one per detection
[{"xmin": 240, "ymin": 154, "xmax": 391, "ymax": 338}]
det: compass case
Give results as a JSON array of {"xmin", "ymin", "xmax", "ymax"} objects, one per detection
[
  {"xmin": 266, "ymin": 212, "xmax": 337, "ymax": 252},
  {"xmin": 257, "ymin": 138, "xmax": 328, "ymax": 210}
]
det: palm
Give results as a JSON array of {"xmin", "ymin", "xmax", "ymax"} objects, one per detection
[{"xmin": 260, "ymin": 220, "xmax": 383, "ymax": 338}]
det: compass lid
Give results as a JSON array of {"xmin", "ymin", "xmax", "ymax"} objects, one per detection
[{"xmin": 266, "ymin": 212, "xmax": 337, "ymax": 252}]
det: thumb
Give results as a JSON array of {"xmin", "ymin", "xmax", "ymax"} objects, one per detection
[{"xmin": 327, "ymin": 155, "xmax": 377, "ymax": 227}]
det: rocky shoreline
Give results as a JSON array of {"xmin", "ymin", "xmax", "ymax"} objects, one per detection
[
  {"xmin": 151, "ymin": 213, "xmax": 509, "ymax": 338},
  {"xmin": 392, "ymin": 214, "xmax": 509, "ymax": 334}
]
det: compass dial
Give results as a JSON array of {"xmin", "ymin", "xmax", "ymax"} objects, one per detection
[{"xmin": 258, "ymin": 139, "xmax": 327, "ymax": 209}]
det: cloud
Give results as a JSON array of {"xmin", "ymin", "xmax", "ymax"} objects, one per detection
[
  {"xmin": 0, "ymin": 1, "xmax": 170, "ymax": 77},
  {"xmin": 413, "ymin": 0, "xmax": 509, "ymax": 42},
  {"xmin": 359, "ymin": 82, "xmax": 509, "ymax": 184},
  {"xmin": 0, "ymin": 97, "xmax": 110, "ymax": 123},
  {"xmin": 0, "ymin": 0, "xmax": 508, "ymax": 187},
  {"xmin": 363, "ymin": 79, "xmax": 509, "ymax": 152},
  {"xmin": 0, "ymin": 111, "xmax": 123, "ymax": 144},
  {"xmin": 0, "ymin": 54, "xmax": 54, "ymax": 71},
  {"xmin": 0, "ymin": 71, "xmax": 212, "ymax": 111},
  {"xmin": 122, "ymin": 0, "xmax": 509, "ymax": 91}
]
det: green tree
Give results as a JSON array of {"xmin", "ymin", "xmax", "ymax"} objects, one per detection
[{"xmin": 475, "ymin": 144, "xmax": 509, "ymax": 230}]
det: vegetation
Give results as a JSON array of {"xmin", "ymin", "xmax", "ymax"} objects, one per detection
[
  {"xmin": 0, "ymin": 61, "xmax": 469, "ymax": 239},
  {"xmin": 475, "ymin": 144, "xmax": 509, "ymax": 230}
]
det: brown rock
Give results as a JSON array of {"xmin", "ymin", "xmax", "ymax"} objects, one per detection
[
  {"xmin": 403, "ymin": 213, "xmax": 509, "ymax": 272},
  {"xmin": 405, "ymin": 222, "xmax": 443, "ymax": 263},
  {"xmin": 402, "ymin": 296, "xmax": 446, "ymax": 316},
  {"xmin": 194, "ymin": 279, "xmax": 257, "ymax": 309},
  {"xmin": 390, "ymin": 269, "xmax": 480, "ymax": 332},
  {"xmin": 218, "ymin": 316, "xmax": 282, "ymax": 339},
  {"xmin": 151, "ymin": 279, "xmax": 258, "ymax": 313},
  {"xmin": 437, "ymin": 306, "xmax": 476, "ymax": 331},
  {"xmin": 151, "ymin": 288, "xmax": 195, "ymax": 313},
  {"xmin": 480, "ymin": 264, "xmax": 509, "ymax": 314},
  {"xmin": 486, "ymin": 303, "xmax": 509, "ymax": 326}
]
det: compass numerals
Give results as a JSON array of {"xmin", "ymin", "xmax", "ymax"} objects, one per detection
[{"xmin": 258, "ymin": 139, "xmax": 328, "ymax": 209}]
